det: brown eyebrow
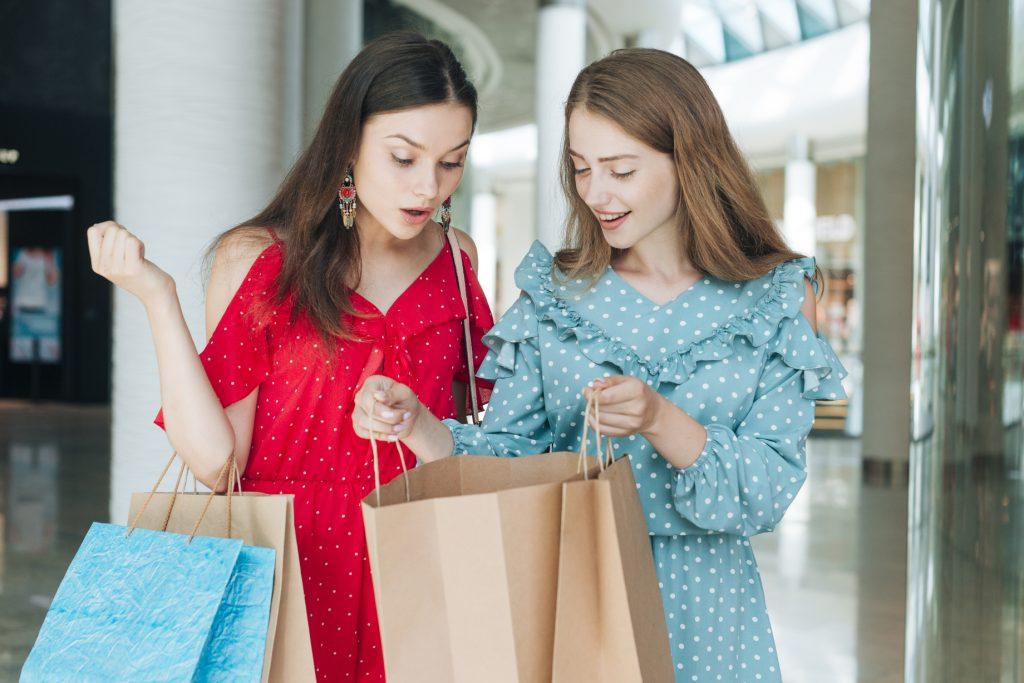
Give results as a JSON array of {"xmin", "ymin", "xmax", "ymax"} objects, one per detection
[
  {"xmin": 387, "ymin": 134, "xmax": 471, "ymax": 154},
  {"xmin": 568, "ymin": 150, "xmax": 639, "ymax": 163}
]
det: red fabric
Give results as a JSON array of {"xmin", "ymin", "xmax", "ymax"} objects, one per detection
[{"xmin": 156, "ymin": 236, "xmax": 493, "ymax": 681}]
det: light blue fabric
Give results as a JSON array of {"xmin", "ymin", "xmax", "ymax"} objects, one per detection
[
  {"xmin": 195, "ymin": 545, "xmax": 276, "ymax": 682},
  {"xmin": 446, "ymin": 241, "xmax": 848, "ymax": 682},
  {"xmin": 23, "ymin": 522, "xmax": 276, "ymax": 682}
]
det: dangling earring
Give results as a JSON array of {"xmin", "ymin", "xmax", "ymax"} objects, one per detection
[
  {"xmin": 338, "ymin": 173, "xmax": 357, "ymax": 229},
  {"xmin": 440, "ymin": 196, "xmax": 452, "ymax": 233}
]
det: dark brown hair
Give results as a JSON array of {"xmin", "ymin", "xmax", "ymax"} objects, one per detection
[
  {"xmin": 554, "ymin": 48, "xmax": 821, "ymax": 293},
  {"xmin": 220, "ymin": 32, "xmax": 477, "ymax": 341}
]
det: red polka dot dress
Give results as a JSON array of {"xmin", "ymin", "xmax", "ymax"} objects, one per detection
[{"xmin": 156, "ymin": 232, "xmax": 493, "ymax": 681}]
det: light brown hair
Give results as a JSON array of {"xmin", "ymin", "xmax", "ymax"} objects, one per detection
[{"xmin": 554, "ymin": 48, "xmax": 821, "ymax": 293}]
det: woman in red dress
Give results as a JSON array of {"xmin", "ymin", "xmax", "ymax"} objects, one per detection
[{"xmin": 86, "ymin": 33, "xmax": 492, "ymax": 681}]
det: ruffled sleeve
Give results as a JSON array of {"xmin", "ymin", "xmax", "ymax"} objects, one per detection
[
  {"xmin": 443, "ymin": 255, "xmax": 553, "ymax": 456},
  {"xmin": 154, "ymin": 243, "xmax": 281, "ymax": 429},
  {"xmin": 671, "ymin": 257, "xmax": 848, "ymax": 536}
]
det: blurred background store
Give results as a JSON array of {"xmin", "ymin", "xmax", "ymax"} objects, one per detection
[{"xmin": 0, "ymin": 1, "xmax": 1020, "ymax": 681}]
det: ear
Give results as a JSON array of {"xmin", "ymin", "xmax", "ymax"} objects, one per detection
[{"xmin": 800, "ymin": 277, "xmax": 817, "ymax": 332}]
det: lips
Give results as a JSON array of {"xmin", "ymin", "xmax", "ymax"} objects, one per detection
[
  {"xmin": 595, "ymin": 210, "xmax": 631, "ymax": 230},
  {"xmin": 400, "ymin": 207, "xmax": 432, "ymax": 224}
]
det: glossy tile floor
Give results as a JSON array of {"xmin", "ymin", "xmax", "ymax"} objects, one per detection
[{"xmin": 0, "ymin": 403, "xmax": 906, "ymax": 682}]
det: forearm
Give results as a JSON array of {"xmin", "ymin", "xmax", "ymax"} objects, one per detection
[
  {"xmin": 642, "ymin": 394, "xmax": 708, "ymax": 470},
  {"xmin": 401, "ymin": 409, "xmax": 455, "ymax": 463},
  {"xmin": 145, "ymin": 285, "xmax": 236, "ymax": 485}
]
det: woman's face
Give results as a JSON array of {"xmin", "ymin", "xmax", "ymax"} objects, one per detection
[
  {"xmin": 352, "ymin": 102, "xmax": 473, "ymax": 240},
  {"xmin": 568, "ymin": 108, "xmax": 680, "ymax": 251}
]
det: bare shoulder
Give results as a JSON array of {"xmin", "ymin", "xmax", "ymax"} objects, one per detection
[
  {"xmin": 206, "ymin": 227, "xmax": 276, "ymax": 334},
  {"xmin": 800, "ymin": 277, "xmax": 817, "ymax": 332},
  {"xmin": 452, "ymin": 228, "xmax": 478, "ymax": 271}
]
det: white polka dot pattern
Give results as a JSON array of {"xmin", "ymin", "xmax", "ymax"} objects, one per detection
[
  {"xmin": 158, "ymin": 237, "xmax": 495, "ymax": 682},
  {"xmin": 445, "ymin": 240, "xmax": 848, "ymax": 681}
]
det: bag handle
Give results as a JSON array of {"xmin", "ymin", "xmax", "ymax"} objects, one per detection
[
  {"xmin": 362, "ymin": 225, "xmax": 473, "ymax": 507},
  {"xmin": 444, "ymin": 227, "xmax": 482, "ymax": 425},
  {"xmin": 127, "ymin": 452, "xmax": 241, "ymax": 543},
  {"xmin": 368, "ymin": 399, "xmax": 412, "ymax": 507},
  {"xmin": 157, "ymin": 455, "xmax": 243, "ymax": 533},
  {"xmin": 577, "ymin": 390, "xmax": 616, "ymax": 479}
]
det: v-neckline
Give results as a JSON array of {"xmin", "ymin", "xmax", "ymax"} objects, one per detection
[
  {"xmin": 351, "ymin": 239, "xmax": 450, "ymax": 317},
  {"xmin": 606, "ymin": 264, "xmax": 705, "ymax": 309}
]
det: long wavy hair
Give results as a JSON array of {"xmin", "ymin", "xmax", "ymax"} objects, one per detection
[
  {"xmin": 554, "ymin": 48, "xmax": 820, "ymax": 292},
  {"xmin": 220, "ymin": 32, "xmax": 477, "ymax": 341}
]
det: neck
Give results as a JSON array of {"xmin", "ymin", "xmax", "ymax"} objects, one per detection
[
  {"xmin": 616, "ymin": 221, "xmax": 696, "ymax": 279},
  {"xmin": 354, "ymin": 208, "xmax": 436, "ymax": 253}
]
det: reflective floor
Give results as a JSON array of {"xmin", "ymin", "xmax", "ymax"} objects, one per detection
[
  {"xmin": 0, "ymin": 403, "xmax": 905, "ymax": 682},
  {"xmin": 0, "ymin": 402, "xmax": 110, "ymax": 681}
]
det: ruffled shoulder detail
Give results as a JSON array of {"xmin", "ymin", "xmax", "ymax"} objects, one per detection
[
  {"xmin": 764, "ymin": 314, "xmax": 848, "ymax": 400},
  {"xmin": 478, "ymin": 291, "xmax": 539, "ymax": 380},
  {"xmin": 507, "ymin": 244, "xmax": 844, "ymax": 394},
  {"xmin": 472, "ymin": 241, "xmax": 553, "ymax": 381}
]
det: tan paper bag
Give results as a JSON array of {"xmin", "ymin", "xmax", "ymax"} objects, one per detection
[
  {"xmin": 551, "ymin": 454, "xmax": 673, "ymax": 682},
  {"xmin": 361, "ymin": 398, "xmax": 673, "ymax": 682},
  {"xmin": 127, "ymin": 457, "xmax": 315, "ymax": 683}
]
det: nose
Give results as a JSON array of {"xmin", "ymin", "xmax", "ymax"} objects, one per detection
[
  {"xmin": 580, "ymin": 174, "xmax": 611, "ymax": 209},
  {"xmin": 412, "ymin": 167, "xmax": 440, "ymax": 203}
]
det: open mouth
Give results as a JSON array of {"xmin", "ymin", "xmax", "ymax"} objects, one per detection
[
  {"xmin": 400, "ymin": 208, "xmax": 432, "ymax": 224},
  {"xmin": 596, "ymin": 210, "xmax": 631, "ymax": 230}
]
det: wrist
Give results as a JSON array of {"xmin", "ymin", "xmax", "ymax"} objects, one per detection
[
  {"xmin": 141, "ymin": 274, "xmax": 178, "ymax": 313},
  {"xmin": 641, "ymin": 391, "xmax": 671, "ymax": 440},
  {"xmin": 399, "ymin": 403, "xmax": 448, "ymax": 462}
]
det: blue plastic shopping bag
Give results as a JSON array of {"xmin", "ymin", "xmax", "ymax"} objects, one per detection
[{"xmin": 22, "ymin": 522, "xmax": 275, "ymax": 681}]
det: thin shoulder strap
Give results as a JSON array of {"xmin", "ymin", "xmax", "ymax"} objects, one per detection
[{"xmin": 445, "ymin": 228, "xmax": 482, "ymax": 424}]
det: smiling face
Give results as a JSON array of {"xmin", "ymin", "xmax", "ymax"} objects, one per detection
[
  {"xmin": 351, "ymin": 101, "xmax": 474, "ymax": 240},
  {"xmin": 568, "ymin": 107, "xmax": 680, "ymax": 251}
]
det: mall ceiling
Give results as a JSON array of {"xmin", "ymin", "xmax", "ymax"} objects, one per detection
[{"xmin": 385, "ymin": 0, "xmax": 869, "ymax": 134}]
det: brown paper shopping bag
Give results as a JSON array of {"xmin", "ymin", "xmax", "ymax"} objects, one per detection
[
  {"xmin": 127, "ymin": 454, "xmax": 315, "ymax": 683},
  {"xmin": 551, "ymin": 454, "xmax": 673, "ymax": 682},
  {"xmin": 361, "ymin": 395, "xmax": 673, "ymax": 683}
]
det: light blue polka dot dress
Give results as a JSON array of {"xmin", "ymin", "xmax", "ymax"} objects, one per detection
[{"xmin": 444, "ymin": 241, "xmax": 848, "ymax": 681}]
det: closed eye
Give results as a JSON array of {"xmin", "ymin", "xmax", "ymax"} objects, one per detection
[
  {"xmin": 441, "ymin": 161, "xmax": 464, "ymax": 170},
  {"xmin": 612, "ymin": 170, "xmax": 636, "ymax": 179},
  {"xmin": 573, "ymin": 167, "xmax": 590, "ymax": 176},
  {"xmin": 391, "ymin": 154, "xmax": 414, "ymax": 166}
]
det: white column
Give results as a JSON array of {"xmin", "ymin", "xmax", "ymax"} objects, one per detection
[
  {"xmin": 111, "ymin": 1, "xmax": 287, "ymax": 523},
  {"xmin": 303, "ymin": 0, "xmax": 363, "ymax": 142},
  {"xmin": 783, "ymin": 135, "xmax": 817, "ymax": 257},
  {"xmin": 497, "ymin": 178, "xmax": 536, "ymax": 312},
  {"xmin": 471, "ymin": 189, "xmax": 498, "ymax": 306},
  {"xmin": 282, "ymin": 0, "xmax": 306, "ymax": 164},
  {"xmin": 534, "ymin": 0, "xmax": 586, "ymax": 250}
]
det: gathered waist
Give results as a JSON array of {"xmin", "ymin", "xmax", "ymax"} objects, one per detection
[{"xmin": 241, "ymin": 475, "xmax": 377, "ymax": 489}]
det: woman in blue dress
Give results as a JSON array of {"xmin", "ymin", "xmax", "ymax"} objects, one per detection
[{"xmin": 353, "ymin": 48, "xmax": 847, "ymax": 681}]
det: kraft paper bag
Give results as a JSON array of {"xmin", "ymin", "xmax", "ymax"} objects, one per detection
[
  {"xmin": 361, "ymin": 405, "xmax": 672, "ymax": 682},
  {"xmin": 128, "ymin": 458, "xmax": 315, "ymax": 683},
  {"xmin": 551, "ymin": 455, "xmax": 673, "ymax": 682}
]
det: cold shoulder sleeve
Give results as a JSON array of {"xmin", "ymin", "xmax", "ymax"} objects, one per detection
[
  {"xmin": 440, "ymin": 242, "xmax": 557, "ymax": 456},
  {"xmin": 154, "ymin": 242, "xmax": 282, "ymax": 429},
  {"xmin": 443, "ymin": 286, "xmax": 553, "ymax": 457},
  {"xmin": 671, "ymin": 257, "xmax": 848, "ymax": 536}
]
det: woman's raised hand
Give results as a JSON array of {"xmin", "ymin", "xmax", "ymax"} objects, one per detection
[
  {"xmin": 353, "ymin": 375, "xmax": 423, "ymax": 442},
  {"xmin": 87, "ymin": 221, "xmax": 174, "ymax": 304}
]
